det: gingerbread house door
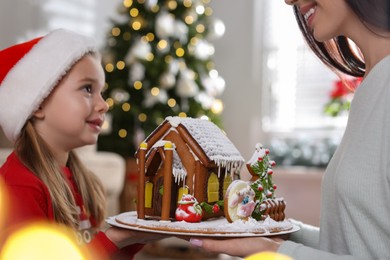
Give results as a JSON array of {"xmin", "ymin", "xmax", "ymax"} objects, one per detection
[
  {"xmin": 154, "ymin": 175, "xmax": 179, "ymax": 219},
  {"xmin": 154, "ymin": 177, "xmax": 164, "ymax": 216}
]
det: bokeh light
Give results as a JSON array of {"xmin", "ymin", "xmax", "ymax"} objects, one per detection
[
  {"xmin": 245, "ymin": 252, "xmax": 292, "ymax": 260},
  {"xmin": 0, "ymin": 223, "xmax": 90, "ymax": 260},
  {"xmin": 0, "ymin": 178, "xmax": 8, "ymax": 229}
]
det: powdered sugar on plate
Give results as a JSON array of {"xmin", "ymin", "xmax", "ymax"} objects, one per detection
[{"xmin": 107, "ymin": 211, "xmax": 299, "ymax": 237}]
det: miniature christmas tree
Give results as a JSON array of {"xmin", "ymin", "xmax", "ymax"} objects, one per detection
[
  {"xmin": 97, "ymin": 0, "xmax": 226, "ymax": 158},
  {"xmin": 247, "ymin": 143, "xmax": 278, "ymax": 220}
]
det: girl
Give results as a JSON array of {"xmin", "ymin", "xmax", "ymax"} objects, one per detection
[
  {"xmin": 0, "ymin": 29, "xmax": 164, "ymax": 259},
  {"xmin": 189, "ymin": 1, "xmax": 390, "ymax": 259}
]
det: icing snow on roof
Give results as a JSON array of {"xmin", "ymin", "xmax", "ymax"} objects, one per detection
[{"xmin": 166, "ymin": 116, "xmax": 244, "ymax": 170}]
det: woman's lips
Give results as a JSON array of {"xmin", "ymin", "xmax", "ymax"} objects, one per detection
[{"xmin": 300, "ymin": 3, "xmax": 317, "ymax": 28}]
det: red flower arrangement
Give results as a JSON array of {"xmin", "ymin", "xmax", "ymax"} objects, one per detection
[{"xmin": 324, "ymin": 77, "xmax": 362, "ymax": 117}]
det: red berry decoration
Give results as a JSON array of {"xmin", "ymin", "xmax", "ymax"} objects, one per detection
[
  {"xmin": 212, "ymin": 204, "xmax": 220, "ymax": 213},
  {"xmin": 267, "ymin": 169, "xmax": 273, "ymax": 175}
]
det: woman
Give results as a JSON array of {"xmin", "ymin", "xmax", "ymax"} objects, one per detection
[{"xmin": 189, "ymin": 1, "xmax": 390, "ymax": 259}]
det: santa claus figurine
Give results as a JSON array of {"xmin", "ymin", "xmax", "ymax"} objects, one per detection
[{"xmin": 175, "ymin": 194, "xmax": 203, "ymax": 222}]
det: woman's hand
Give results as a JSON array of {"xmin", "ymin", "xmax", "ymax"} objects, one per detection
[
  {"xmin": 188, "ymin": 236, "xmax": 284, "ymax": 258},
  {"xmin": 105, "ymin": 227, "xmax": 168, "ymax": 248}
]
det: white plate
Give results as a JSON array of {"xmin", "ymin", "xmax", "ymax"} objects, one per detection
[{"xmin": 106, "ymin": 211, "xmax": 299, "ymax": 238}]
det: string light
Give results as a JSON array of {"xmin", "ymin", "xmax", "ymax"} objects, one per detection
[
  {"xmin": 196, "ymin": 24, "xmax": 205, "ymax": 33},
  {"xmin": 138, "ymin": 113, "xmax": 147, "ymax": 122},
  {"xmin": 164, "ymin": 55, "xmax": 173, "ymax": 63},
  {"xmin": 145, "ymin": 33, "xmax": 155, "ymax": 41},
  {"xmin": 190, "ymin": 37, "xmax": 199, "ymax": 45},
  {"xmin": 151, "ymin": 5, "xmax": 160, "ymax": 13},
  {"xmin": 122, "ymin": 103, "xmax": 131, "ymax": 112},
  {"xmin": 151, "ymin": 87, "xmax": 160, "ymax": 96},
  {"xmin": 211, "ymin": 99, "xmax": 224, "ymax": 114},
  {"xmin": 184, "ymin": 15, "xmax": 194, "ymax": 25},
  {"xmin": 145, "ymin": 53, "xmax": 154, "ymax": 61},
  {"xmin": 132, "ymin": 20, "xmax": 142, "ymax": 30},
  {"xmin": 178, "ymin": 112, "xmax": 187, "ymax": 118},
  {"xmin": 123, "ymin": 0, "xmax": 133, "ymax": 8},
  {"xmin": 116, "ymin": 61, "xmax": 126, "ymax": 70},
  {"xmin": 105, "ymin": 98, "xmax": 114, "ymax": 108},
  {"xmin": 195, "ymin": 5, "xmax": 205, "ymax": 15},
  {"xmin": 130, "ymin": 8, "xmax": 139, "ymax": 17},
  {"xmin": 205, "ymin": 7, "xmax": 213, "ymax": 16},
  {"xmin": 111, "ymin": 27, "xmax": 121, "ymax": 37},
  {"xmin": 134, "ymin": 81, "xmax": 143, "ymax": 90},
  {"xmin": 175, "ymin": 48, "xmax": 185, "ymax": 57},
  {"xmin": 118, "ymin": 129, "xmax": 127, "ymax": 138},
  {"xmin": 167, "ymin": 0, "xmax": 177, "ymax": 10},
  {"xmin": 183, "ymin": 0, "xmax": 192, "ymax": 8},
  {"xmin": 167, "ymin": 98, "xmax": 176, "ymax": 107},
  {"xmin": 105, "ymin": 63, "xmax": 114, "ymax": 73},
  {"xmin": 206, "ymin": 61, "xmax": 215, "ymax": 70},
  {"xmin": 157, "ymin": 40, "xmax": 168, "ymax": 51}
]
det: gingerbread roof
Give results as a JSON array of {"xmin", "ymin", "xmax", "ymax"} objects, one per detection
[{"xmin": 142, "ymin": 116, "xmax": 245, "ymax": 175}]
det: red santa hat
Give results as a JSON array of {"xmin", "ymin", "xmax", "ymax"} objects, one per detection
[{"xmin": 0, "ymin": 29, "xmax": 98, "ymax": 142}]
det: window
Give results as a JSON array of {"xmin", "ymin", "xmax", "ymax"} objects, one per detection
[
  {"xmin": 260, "ymin": 1, "xmax": 346, "ymax": 133},
  {"xmin": 257, "ymin": 1, "xmax": 346, "ymax": 167},
  {"xmin": 43, "ymin": 0, "xmax": 96, "ymax": 37}
]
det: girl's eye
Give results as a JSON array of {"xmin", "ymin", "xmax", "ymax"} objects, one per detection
[{"xmin": 82, "ymin": 84, "xmax": 92, "ymax": 93}]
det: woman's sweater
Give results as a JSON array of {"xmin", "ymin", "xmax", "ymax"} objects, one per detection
[{"xmin": 279, "ymin": 55, "xmax": 390, "ymax": 259}]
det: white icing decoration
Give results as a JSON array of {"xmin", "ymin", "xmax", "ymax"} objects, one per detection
[
  {"xmin": 114, "ymin": 211, "xmax": 295, "ymax": 235},
  {"xmin": 247, "ymin": 142, "xmax": 267, "ymax": 166},
  {"xmin": 167, "ymin": 117, "xmax": 245, "ymax": 169}
]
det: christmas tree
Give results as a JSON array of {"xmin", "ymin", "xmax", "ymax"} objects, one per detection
[{"xmin": 98, "ymin": 0, "xmax": 226, "ymax": 158}]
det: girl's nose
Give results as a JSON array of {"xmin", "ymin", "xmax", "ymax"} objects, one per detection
[{"xmin": 96, "ymin": 95, "xmax": 109, "ymax": 113}]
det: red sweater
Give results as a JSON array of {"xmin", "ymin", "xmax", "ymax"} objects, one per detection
[{"xmin": 0, "ymin": 152, "xmax": 143, "ymax": 259}]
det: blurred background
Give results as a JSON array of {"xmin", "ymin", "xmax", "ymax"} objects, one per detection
[{"xmin": 0, "ymin": 0, "xmax": 354, "ymax": 258}]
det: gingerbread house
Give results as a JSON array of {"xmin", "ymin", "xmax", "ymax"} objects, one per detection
[{"xmin": 136, "ymin": 116, "xmax": 245, "ymax": 221}]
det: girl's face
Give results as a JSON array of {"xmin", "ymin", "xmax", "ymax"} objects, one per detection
[
  {"xmin": 285, "ymin": 0, "xmax": 358, "ymax": 42},
  {"xmin": 33, "ymin": 55, "xmax": 108, "ymax": 152}
]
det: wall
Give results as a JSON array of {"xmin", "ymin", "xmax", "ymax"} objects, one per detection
[
  {"xmin": 0, "ymin": 0, "xmax": 266, "ymax": 159},
  {"xmin": 211, "ymin": 1, "xmax": 267, "ymax": 160}
]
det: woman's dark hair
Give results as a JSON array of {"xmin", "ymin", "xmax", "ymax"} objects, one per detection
[{"xmin": 293, "ymin": 1, "xmax": 390, "ymax": 77}]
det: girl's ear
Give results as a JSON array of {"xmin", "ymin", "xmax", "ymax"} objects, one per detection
[{"xmin": 33, "ymin": 107, "xmax": 45, "ymax": 119}]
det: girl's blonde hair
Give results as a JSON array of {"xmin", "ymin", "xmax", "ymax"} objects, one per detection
[{"xmin": 14, "ymin": 121, "xmax": 106, "ymax": 230}]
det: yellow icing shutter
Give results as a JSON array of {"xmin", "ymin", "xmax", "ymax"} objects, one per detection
[
  {"xmin": 223, "ymin": 174, "xmax": 232, "ymax": 197},
  {"xmin": 207, "ymin": 172, "xmax": 219, "ymax": 202},
  {"xmin": 145, "ymin": 182, "xmax": 153, "ymax": 208},
  {"xmin": 178, "ymin": 186, "xmax": 189, "ymax": 202}
]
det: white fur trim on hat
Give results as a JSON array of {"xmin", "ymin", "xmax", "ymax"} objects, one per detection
[{"xmin": 0, "ymin": 29, "xmax": 98, "ymax": 142}]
